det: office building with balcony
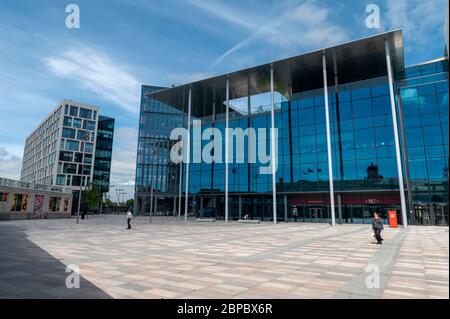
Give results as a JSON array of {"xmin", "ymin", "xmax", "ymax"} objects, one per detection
[
  {"xmin": 20, "ymin": 100, "xmax": 115, "ymax": 214},
  {"xmin": 134, "ymin": 30, "xmax": 448, "ymax": 226}
]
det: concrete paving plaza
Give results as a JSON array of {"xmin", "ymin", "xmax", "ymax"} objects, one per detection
[{"xmin": 0, "ymin": 215, "xmax": 448, "ymax": 299}]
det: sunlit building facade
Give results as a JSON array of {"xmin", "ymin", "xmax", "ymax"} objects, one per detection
[
  {"xmin": 21, "ymin": 100, "xmax": 115, "ymax": 214},
  {"xmin": 134, "ymin": 31, "xmax": 448, "ymax": 226}
]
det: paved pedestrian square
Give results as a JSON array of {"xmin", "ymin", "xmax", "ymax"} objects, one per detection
[{"xmin": 0, "ymin": 215, "xmax": 448, "ymax": 299}]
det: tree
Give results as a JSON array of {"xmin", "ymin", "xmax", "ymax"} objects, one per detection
[
  {"xmin": 126, "ymin": 199, "xmax": 134, "ymax": 209},
  {"xmin": 85, "ymin": 182, "xmax": 101, "ymax": 212},
  {"xmin": 104, "ymin": 198, "xmax": 113, "ymax": 208}
]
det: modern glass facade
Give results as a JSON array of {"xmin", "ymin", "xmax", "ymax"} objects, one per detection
[
  {"xmin": 135, "ymin": 86, "xmax": 186, "ymax": 213},
  {"xmin": 134, "ymin": 31, "xmax": 448, "ymax": 225},
  {"xmin": 93, "ymin": 116, "xmax": 115, "ymax": 194},
  {"xmin": 397, "ymin": 59, "xmax": 449, "ymax": 225}
]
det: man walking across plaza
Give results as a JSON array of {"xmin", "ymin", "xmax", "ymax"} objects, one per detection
[
  {"xmin": 126, "ymin": 210, "xmax": 133, "ymax": 229},
  {"xmin": 372, "ymin": 213, "xmax": 384, "ymax": 244}
]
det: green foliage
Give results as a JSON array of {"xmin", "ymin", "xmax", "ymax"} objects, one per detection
[
  {"xmin": 85, "ymin": 182, "xmax": 101, "ymax": 211},
  {"xmin": 104, "ymin": 198, "xmax": 113, "ymax": 208},
  {"xmin": 126, "ymin": 199, "xmax": 134, "ymax": 208}
]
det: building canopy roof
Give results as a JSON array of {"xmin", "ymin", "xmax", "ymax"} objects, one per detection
[{"xmin": 150, "ymin": 30, "xmax": 404, "ymax": 117}]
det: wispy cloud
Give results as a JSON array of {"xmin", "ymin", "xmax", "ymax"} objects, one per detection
[
  {"xmin": 0, "ymin": 146, "xmax": 22, "ymax": 180},
  {"xmin": 181, "ymin": 0, "xmax": 260, "ymax": 30},
  {"xmin": 385, "ymin": 0, "xmax": 447, "ymax": 55},
  {"xmin": 202, "ymin": 0, "xmax": 349, "ymax": 71},
  {"xmin": 44, "ymin": 47, "xmax": 141, "ymax": 114}
]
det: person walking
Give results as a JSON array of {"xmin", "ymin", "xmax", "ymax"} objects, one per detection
[
  {"xmin": 372, "ymin": 213, "xmax": 384, "ymax": 244},
  {"xmin": 126, "ymin": 210, "xmax": 133, "ymax": 230}
]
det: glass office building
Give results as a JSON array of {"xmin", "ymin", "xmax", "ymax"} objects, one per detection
[
  {"xmin": 134, "ymin": 30, "xmax": 448, "ymax": 226},
  {"xmin": 21, "ymin": 100, "xmax": 115, "ymax": 215},
  {"xmin": 93, "ymin": 116, "xmax": 115, "ymax": 195},
  {"xmin": 135, "ymin": 86, "xmax": 186, "ymax": 213}
]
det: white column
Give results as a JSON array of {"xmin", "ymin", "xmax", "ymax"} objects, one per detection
[
  {"xmin": 184, "ymin": 87, "xmax": 192, "ymax": 222},
  {"xmin": 238, "ymin": 195, "xmax": 242, "ymax": 220},
  {"xmin": 270, "ymin": 64, "xmax": 277, "ymax": 224},
  {"xmin": 173, "ymin": 196, "xmax": 177, "ymax": 216},
  {"xmin": 149, "ymin": 187, "xmax": 153, "ymax": 223},
  {"xmin": 225, "ymin": 78, "xmax": 230, "ymax": 223},
  {"xmin": 322, "ymin": 52, "xmax": 336, "ymax": 226},
  {"xmin": 178, "ymin": 112, "xmax": 184, "ymax": 219},
  {"xmin": 385, "ymin": 39, "xmax": 408, "ymax": 227}
]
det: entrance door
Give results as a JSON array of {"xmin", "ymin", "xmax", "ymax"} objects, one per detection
[
  {"xmin": 309, "ymin": 207, "xmax": 323, "ymax": 223},
  {"xmin": 432, "ymin": 205, "xmax": 449, "ymax": 226},
  {"xmin": 437, "ymin": 205, "xmax": 449, "ymax": 226},
  {"xmin": 415, "ymin": 205, "xmax": 432, "ymax": 225}
]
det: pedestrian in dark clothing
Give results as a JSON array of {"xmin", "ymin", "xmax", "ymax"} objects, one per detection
[{"xmin": 372, "ymin": 213, "xmax": 384, "ymax": 244}]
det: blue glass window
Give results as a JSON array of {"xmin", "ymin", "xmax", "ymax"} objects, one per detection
[
  {"xmin": 354, "ymin": 128, "xmax": 375, "ymax": 148},
  {"xmin": 371, "ymin": 83, "xmax": 389, "ymax": 97},
  {"xmin": 69, "ymin": 106, "xmax": 78, "ymax": 116},
  {"xmin": 422, "ymin": 126, "xmax": 443, "ymax": 146},
  {"xmin": 372, "ymin": 96, "xmax": 391, "ymax": 115},
  {"xmin": 79, "ymin": 108, "xmax": 92, "ymax": 119},
  {"xmin": 87, "ymin": 120, "xmax": 96, "ymax": 131},
  {"xmin": 351, "ymin": 87, "xmax": 371, "ymax": 100},
  {"xmin": 73, "ymin": 118, "xmax": 82, "ymax": 128},
  {"xmin": 427, "ymin": 157, "xmax": 446, "ymax": 180},
  {"xmin": 56, "ymin": 175, "xmax": 65, "ymax": 186},
  {"xmin": 408, "ymin": 158, "xmax": 428, "ymax": 179},
  {"xmin": 65, "ymin": 140, "xmax": 79, "ymax": 151},
  {"xmin": 419, "ymin": 95, "xmax": 439, "ymax": 114},
  {"xmin": 405, "ymin": 127, "xmax": 424, "ymax": 147},
  {"xmin": 402, "ymin": 97, "xmax": 420, "ymax": 117},
  {"xmin": 299, "ymin": 108, "xmax": 315, "ymax": 126},
  {"xmin": 298, "ymin": 97, "xmax": 315, "ymax": 109},
  {"xmin": 63, "ymin": 116, "xmax": 72, "ymax": 127},
  {"xmin": 62, "ymin": 128, "xmax": 75, "ymax": 139},
  {"xmin": 352, "ymin": 99, "xmax": 372, "ymax": 118}
]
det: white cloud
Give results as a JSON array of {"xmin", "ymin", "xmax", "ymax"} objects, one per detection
[
  {"xmin": 108, "ymin": 127, "xmax": 138, "ymax": 200},
  {"xmin": 0, "ymin": 146, "xmax": 22, "ymax": 180},
  {"xmin": 181, "ymin": 0, "xmax": 261, "ymax": 30},
  {"xmin": 45, "ymin": 47, "xmax": 141, "ymax": 114},
  {"xmin": 205, "ymin": 0, "xmax": 349, "ymax": 71},
  {"xmin": 385, "ymin": 0, "xmax": 447, "ymax": 48}
]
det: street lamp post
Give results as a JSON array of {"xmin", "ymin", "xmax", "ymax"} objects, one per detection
[{"xmin": 76, "ymin": 131, "xmax": 91, "ymax": 224}]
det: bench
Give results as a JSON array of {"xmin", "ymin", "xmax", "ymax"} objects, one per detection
[
  {"xmin": 195, "ymin": 218, "xmax": 216, "ymax": 222},
  {"xmin": 238, "ymin": 219, "xmax": 261, "ymax": 224}
]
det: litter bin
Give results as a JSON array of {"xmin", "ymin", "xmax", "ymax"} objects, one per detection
[{"xmin": 388, "ymin": 210, "xmax": 398, "ymax": 228}]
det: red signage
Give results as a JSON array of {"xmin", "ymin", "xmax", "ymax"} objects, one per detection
[{"xmin": 289, "ymin": 193, "xmax": 400, "ymax": 206}]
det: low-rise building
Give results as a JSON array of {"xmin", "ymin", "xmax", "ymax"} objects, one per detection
[{"xmin": 0, "ymin": 177, "xmax": 72, "ymax": 220}]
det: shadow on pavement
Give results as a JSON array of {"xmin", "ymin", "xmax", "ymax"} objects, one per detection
[{"xmin": 0, "ymin": 224, "xmax": 111, "ymax": 299}]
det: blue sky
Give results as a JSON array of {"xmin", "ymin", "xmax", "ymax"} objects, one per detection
[{"xmin": 0, "ymin": 0, "xmax": 447, "ymax": 200}]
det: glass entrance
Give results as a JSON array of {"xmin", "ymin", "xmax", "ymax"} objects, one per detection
[
  {"xmin": 416, "ymin": 204, "xmax": 449, "ymax": 226},
  {"xmin": 308, "ymin": 207, "xmax": 323, "ymax": 223}
]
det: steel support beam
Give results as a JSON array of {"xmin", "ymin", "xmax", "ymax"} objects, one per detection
[
  {"xmin": 385, "ymin": 39, "xmax": 408, "ymax": 227},
  {"xmin": 322, "ymin": 52, "xmax": 336, "ymax": 226},
  {"xmin": 270, "ymin": 64, "xmax": 277, "ymax": 224},
  {"xmin": 184, "ymin": 87, "xmax": 192, "ymax": 222},
  {"xmin": 225, "ymin": 78, "xmax": 230, "ymax": 223}
]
